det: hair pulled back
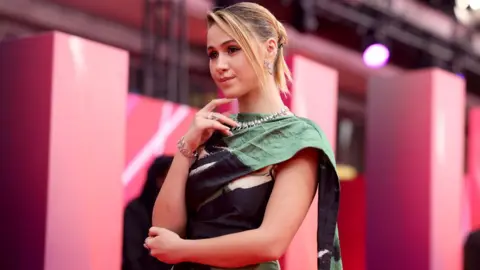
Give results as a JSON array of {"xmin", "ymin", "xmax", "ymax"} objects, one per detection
[{"xmin": 207, "ymin": 2, "xmax": 292, "ymax": 93}]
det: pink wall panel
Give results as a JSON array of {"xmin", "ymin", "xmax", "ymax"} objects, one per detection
[
  {"xmin": 280, "ymin": 55, "xmax": 339, "ymax": 270},
  {"xmin": 467, "ymin": 108, "xmax": 480, "ymax": 229},
  {"xmin": 0, "ymin": 32, "xmax": 129, "ymax": 270},
  {"xmin": 123, "ymin": 94, "xmax": 196, "ymax": 204},
  {"xmin": 46, "ymin": 32, "xmax": 128, "ymax": 270},
  {"xmin": 429, "ymin": 71, "xmax": 465, "ymax": 270},
  {"xmin": 338, "ymin": 176, "xmax": 366, "ymax": 270},
  {"xmin": 366, "ymin": 68, "xmax": 465, "ymax": 270}
]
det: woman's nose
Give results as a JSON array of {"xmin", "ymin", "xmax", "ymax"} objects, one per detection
[{"xmin": 215, "ymin": 55, "xmax": 229, "ymax": 72}]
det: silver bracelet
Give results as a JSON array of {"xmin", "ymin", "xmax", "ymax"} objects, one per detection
[{"xmin": 177, "ymin": 136, "xmax": 198, "ymax": 159}]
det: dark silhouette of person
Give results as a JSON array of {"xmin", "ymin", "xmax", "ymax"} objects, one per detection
[
  {"xmin": 464, "ymin": 228, "xmax": 480, "ymax": 270},
  {"xmin": 122, "ymin": 156, "xmax": 174, "ymax": 270}
]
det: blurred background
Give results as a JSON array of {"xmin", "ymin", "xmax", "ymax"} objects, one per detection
[{"xmin": 1, "ymin": 0, "xmax": 479, "ymax": 269}]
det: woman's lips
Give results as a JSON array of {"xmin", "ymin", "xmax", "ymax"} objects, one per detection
[{"xmin": 218, "ymin": 76, "xmax": 235, "ymax": 83}]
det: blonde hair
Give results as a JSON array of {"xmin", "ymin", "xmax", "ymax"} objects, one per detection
[{"xmin": 207, "ymin": 2, "xmax": 292, "ymax": 93}]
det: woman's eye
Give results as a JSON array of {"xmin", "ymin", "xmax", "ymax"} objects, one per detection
[
  {"xmin": 208, "ymin": 51, "xmax": 218, "ymax": 59},
  {"xmin": 227, "ymin": 47, "xmax": 240, "ymax": 54}
]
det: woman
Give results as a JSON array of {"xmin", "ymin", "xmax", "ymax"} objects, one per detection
[{"xmin": 145, "ymin": 2, "xmax": 342, "ymax": 270}]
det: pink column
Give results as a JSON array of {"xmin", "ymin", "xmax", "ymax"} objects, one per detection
[
  {"xmin": 280, "ymin": 55, "xmax": 338, "ymax": 270},
  {"xmin": 0, "ymin": 32, "xmax": 128, "ymax": 270},
  {"xmin": 338, "ymin": 176, "xmax": 366, "ymax": 270},
  {"xmin": 366, "ymin": 68, "xmax": 465, "ymax": 270},
  {"xmin": 466, "ymin": 108, "xmax": 480, "ymax": 229}
]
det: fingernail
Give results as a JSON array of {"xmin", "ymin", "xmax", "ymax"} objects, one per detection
[{"xmin": 228, "ymin": 131, "xmax": 233, "ymax": 136}]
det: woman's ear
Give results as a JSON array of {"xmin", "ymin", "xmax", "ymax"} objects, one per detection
[{"xmin": 265, "ymin": 37, "xmax": 278, "ymax": 60}]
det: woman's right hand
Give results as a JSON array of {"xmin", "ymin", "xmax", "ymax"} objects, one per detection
[{"xmin": 183, "ymin": 98, "xmax": 239, "ymax": 151}]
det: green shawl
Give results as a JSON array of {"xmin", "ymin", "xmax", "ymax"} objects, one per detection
[{"xmin": 181, "ymin": 113, "xmax": 342, "ymax": 270}]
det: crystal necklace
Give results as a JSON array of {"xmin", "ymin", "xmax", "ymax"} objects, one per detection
[{"xmin": 231, "ymin": 106, "xmax": 290, "ymax": 131}]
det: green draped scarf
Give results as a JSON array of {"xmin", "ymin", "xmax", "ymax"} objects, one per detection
[{"xmin": 179, "ymin": 113, "xmax": 342, "ymax": 270}]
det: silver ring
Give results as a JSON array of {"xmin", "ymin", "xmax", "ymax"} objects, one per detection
[{"xmin": 207, "ymin": 112, "xmax": 218, "ymax": 120}]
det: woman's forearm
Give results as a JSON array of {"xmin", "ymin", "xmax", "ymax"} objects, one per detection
[
  {"xmin": 179, "ymin": 228, "xmax": 281, "ymax": 268},
  {"xmin": 152, "ymin": 152, "xmax": 192, "ymax": 235}
]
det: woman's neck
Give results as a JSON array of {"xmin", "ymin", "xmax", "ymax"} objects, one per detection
[{"xmin": 237, "ymin": 81, "xmax": 285, "ymax": 114}]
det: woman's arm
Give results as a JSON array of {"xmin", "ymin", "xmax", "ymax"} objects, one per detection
[
  {"xmin": 152, "ymin": 152, "xmax": 192, "ymax": 236},
  {"xmin": 178, "ymin": 148, "xmax": 319, "ymax": 268},
  {"xmin": 152, "ymin": 98, "xmax": 236, "ymax": 236}
]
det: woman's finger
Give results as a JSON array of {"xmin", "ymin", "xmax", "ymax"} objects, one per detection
[
  {"xmin": 205, "ymin": 112, "xmax": 238, "ymax": 128},
  {"xmin": 148, "ymin": 227, "xmax": 161, "ymax": 237},
  {"xmin": 144, "ymin": 237, "xmax": 152, "ymax": 248},
  {"xmin": 199, "ymin": 119, "xmax": 233, "ymax": 136},
  {"xmin": 199, "ymin": 98, "xmax": 235, "ymax": 113}
]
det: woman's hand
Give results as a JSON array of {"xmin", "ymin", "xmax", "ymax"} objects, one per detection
[
  {"xmin": 183, "ymin": 98, "xmax": 238, "ymax": 151},
  {"xmin": 144, "ymin": 227, "xmax": 185, "ymax": 264}
]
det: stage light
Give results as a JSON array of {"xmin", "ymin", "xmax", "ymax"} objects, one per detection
[
  {"xmin": 362, "ymin": 43, "xmax": 390, "ymax": 68},
  {"xmin": 337, "ymin": 164, "xmax": 358, "ymax": 181}
]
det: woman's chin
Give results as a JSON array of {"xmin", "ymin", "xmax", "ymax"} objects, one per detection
[
  {"xmin": 220, "ymin": 88, "xmax": 242, "ymax": 99},
  {"xmin": 222, "ymin": 92, "xmax": 239, "ymax": 99},
  {"xmin": 218, "ymin": 81, "xmax": 250, "ymax": 99}
]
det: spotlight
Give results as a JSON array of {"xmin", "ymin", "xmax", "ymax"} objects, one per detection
[{"xmin": 362, "ymin": 43, "xmax": 390, "ymax": 68}]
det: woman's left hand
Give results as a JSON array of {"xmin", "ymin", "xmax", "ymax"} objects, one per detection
[{"xmin": 144, "ymin": 227, "xmax": 185, "ymax": 264}]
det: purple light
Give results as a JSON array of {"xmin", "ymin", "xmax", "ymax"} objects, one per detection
[{"xmin": 363, "ymin": 43, "xmax": 390, "ymax": 68}]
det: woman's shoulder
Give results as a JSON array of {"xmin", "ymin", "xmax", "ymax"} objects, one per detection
[
  {"xmin": 283, "ymin": 116, "xmax": 336, "ymax": 165},
  {"xmin": 286, "ymin": 115, "xmax": 327, "ymax": 137}
]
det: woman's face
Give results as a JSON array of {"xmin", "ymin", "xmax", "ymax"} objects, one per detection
[{"xmin": 207, "ymin": 24, "xmax": 260, "ymax": 98}]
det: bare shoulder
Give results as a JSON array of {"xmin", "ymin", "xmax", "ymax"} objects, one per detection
[{"xmin": 276, "ymin": 147, "xmax": 319, "ymax": 171}]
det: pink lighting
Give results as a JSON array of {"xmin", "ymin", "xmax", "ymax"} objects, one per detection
[{"xmin": 362, "ymin": 43, "xmax": 390, "ymax": 68}]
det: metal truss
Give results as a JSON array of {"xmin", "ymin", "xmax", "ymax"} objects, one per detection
[
  {"xmin": 311, "ymin": 0, "xmax": 480, "ymax": 76},
  {"xmin": 142, "ymin": 0, "xmax": 189, "ymax": 104}
]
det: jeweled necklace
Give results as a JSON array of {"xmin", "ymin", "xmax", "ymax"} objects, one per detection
[{"xmin": 231, "ymin": 106, "xmax": 290, "ymax": 131}]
